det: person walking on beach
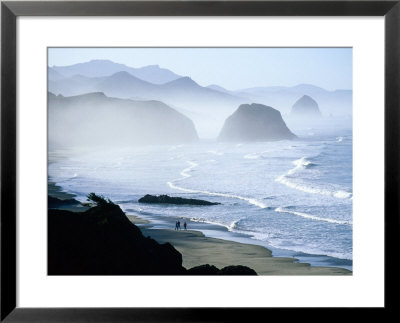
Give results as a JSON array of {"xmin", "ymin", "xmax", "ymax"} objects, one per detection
[
  {"xmin": 177, "ymin": 220, "xmax": 181, "ymax": 230},
  {"xmin": 184, "ymin": 221, "xmax": 187, "ymax": 230},
  {"xmin": 175, "ymin": 221, "xmax": 178, "ymax": 230}
]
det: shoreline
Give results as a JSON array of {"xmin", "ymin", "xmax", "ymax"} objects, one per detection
[
  {"xmin": 129, "ymin": 213, "xmax": 351, "ymax": 275},
  {"xmin": 48, "ymin": 181, "xmax": 352, "ymax": 275},
  {"xmin": 129, "ymin": 210, "xmax": 353, "ymax": 271}
]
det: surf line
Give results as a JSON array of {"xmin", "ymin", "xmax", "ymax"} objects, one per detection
[
  {"xmin": 275, "ymin": 157, "xmax": 353, "ymax": 200},
  {"xmin": 275, "ymin": 207, "xmax": 352, "ymax": 225},
  {"xmin": 167, "ymin": 161, "xmax": 269, "ymax": 209}
]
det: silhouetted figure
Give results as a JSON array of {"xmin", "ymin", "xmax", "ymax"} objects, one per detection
[
  {"xmin": 175, "ymin": 221, "xmax": 178, "ymax": 230},
  {"xmin": 177, "ymin": 220, "xmax": 181, "ymax": 230},
  {"xmin": 184, "ymin": 222, "xmax": 187, "ymax": 230}
]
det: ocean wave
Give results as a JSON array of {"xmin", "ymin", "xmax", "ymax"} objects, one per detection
[
  {"xmin": 286, "ymin": 157, "xmax": 316, "ymax": 176},
  {"xmin": 265, "ymin": 237, "xmax": 353, "ymax": 260},
  {"xmin": 228, "ymin": 219, "xmax": 240, "ymax": 231},
  {"xmin": 222, "ymin": 227, "xmax": 353, "ymax": 261},
  {"xmin": 276, "ymin": 157, "xmax": 352, "ymax": 199},
  {"xmin": 168, "ymin": 144, "xmax": 184, "ymax": 151},
  {"xmin": 276, "ymin": 175, "xmax": 353, "ymax": 199},
  {"xmin": 168, "ymin": 161, "xmax": 269, "ymax": 209},
  {"xmin": 179, "ymin": 161, "xmax": 198, "ymax": 178},
  {"xmin": 333, "ymin": 190, "xmax": 353, "ymax": 199},
  {"xmin": 188, "ymin": 217, "xmax": 242, "ymax": 232},
  {"xmin": 244, "ymin": 153, "xmax": 261, "ymax": 159},
  {"xmin": 116, "ymin": 199, "xmax": 141, "ymax": 204},
  {"xmin": 189, "ymin": 219, "xmax": 353, "ymax": 260},
  {"xmin": 243, "ymin": 149, "xmax": 273, "ymax": 160},
  {"xmin": 168, "ymin": 181, "xmax": 269, "ymax": 209},
  {"xmin": 207, "ymin": 150, "xmax": 224, "ymax": 156},
  {"xmin": 58, "ymin": 173, "xmax": 80, "ymax": 183},
  {"xmin": 275, "ymin": 207, "xmax": 352, "ymax": 225},
  {"xmin": 336, "ymin": 136, "xmax": 343, "ymax": 142},
  {"xmin": 293, "ymin": 157, "xmax": 316, "ymax": 168}
]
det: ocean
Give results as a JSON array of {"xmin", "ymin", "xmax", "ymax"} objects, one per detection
[{"xmin": 48, "ymin": 127, "xmax": 353, "ymax": 271}]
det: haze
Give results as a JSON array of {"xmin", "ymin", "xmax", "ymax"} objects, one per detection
[
  {"xmin": 48, "ymin": 48, "xmax": 352, "ymax": 147},
  {"xmin": 49, "ymin": 48, "xmax": 352, "ymax": 91}
]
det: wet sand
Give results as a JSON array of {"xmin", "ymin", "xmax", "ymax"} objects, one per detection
[{"xmin": 135, "ymin": 220, "xmax": 351, "ymax": 275}]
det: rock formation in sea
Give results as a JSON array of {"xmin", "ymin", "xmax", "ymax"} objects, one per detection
[
  {"xmin": 291, "ymin": 95, "xmax": 322, "ymax": 118},
  {"xmin": 138, "ymin": 194, "xmax": 220, "ymax": 206},
  {"xmin": 218, "ymin": 103, "xmax": 297, "ymax": 141}
]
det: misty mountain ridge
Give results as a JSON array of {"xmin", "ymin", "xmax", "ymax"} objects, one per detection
[
  {"xmin": 48, "ymin": 67, "xmax": 66, "ymax": 81},
  {"xmin": 49, "ymin": 70, "xmax": 241, "ymax": 104},
  {"xmin": 165, "ymin": 76, "xmax": 198, "ymax": 87},
  {"xmin": 49, "ymin": 60, "xmax": 352, "ymax": 137},
  {"xmin": 51, "ymin": 59, "xmax": 182, "ymax": 84},
  {"xmin": 206, "ymin": 84, "xmax": 232, "ymax": 94},
  {"xmin": 49, "ymin": 70, "xmax": 244, "ymax": 138},
  {"xmin": 48, "ymin": 91, "xmax": 199, "ymax": 148}
]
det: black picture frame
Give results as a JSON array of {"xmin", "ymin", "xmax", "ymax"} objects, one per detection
[{"xmin": 1, "ymin": 0, "xmax": 399, "ymax": 321}]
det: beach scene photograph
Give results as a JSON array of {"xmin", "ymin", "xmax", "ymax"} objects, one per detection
[{"xmin": 48, "ymin": 47, "xmax": 353, "ymax": 275}]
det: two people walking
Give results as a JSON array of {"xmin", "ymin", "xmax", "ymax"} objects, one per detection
[{"xmin": 175, "ymin": 220, "xmax": 187, "ymax": 230}]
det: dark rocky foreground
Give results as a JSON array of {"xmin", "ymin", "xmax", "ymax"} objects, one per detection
[
  {"xmin": 48, "ymin": 194, "xmax": 255, "ymax": 275},
  {"xmin": 48, "ymin": 195, "xmax": 82, "ymax": 209},
  {"xmin": 187, "ymin": 264, "xmax": 256, "ymax": 275},
  {"xmin": 138, "ymin": 194, "xmax": 220, "ymax": 206}
]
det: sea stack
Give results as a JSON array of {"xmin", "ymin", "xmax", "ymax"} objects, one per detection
[
  {"xmin": 218, "ymin": 103, "xmax": 297, "ymax": 142},
  {"xmin": 291, "ymin": 95, "xmax": 321, "ymax": 118}
]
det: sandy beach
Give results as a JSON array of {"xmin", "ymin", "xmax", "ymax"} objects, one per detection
[
  {"xmin": 134, "ymin": 218, "xmax": 351, "ymax": 275},
  {"xmin": 48, "ymin": 182, "xmax": 351, "ymax": 275}
]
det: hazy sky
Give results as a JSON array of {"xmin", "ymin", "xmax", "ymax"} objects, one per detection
[{"xmin": 48, "ymin": 48, "xmax": 352, "ymax": 91}]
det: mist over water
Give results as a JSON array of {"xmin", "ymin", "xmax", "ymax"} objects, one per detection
[{"xmin": 49, "ymin": 126, "xmax": 353, "ymax": 269}]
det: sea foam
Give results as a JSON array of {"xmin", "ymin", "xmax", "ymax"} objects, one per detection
[
  {"xmin": 168, "ymin": 161, "xmax": 269, "ymax": 209},
  {"xmin": 244, "ymin": 153, "xmax": 261, "ymax": 159},
  {"xmin": 208, "ymin": 150, "xmax": 224, "ymax": 156},
  {"xmin": 276, "ymin": 157, "xmax": 352, "ymax": 199},
  {"xmin": 275, "ymin": 207, "xmax": 352, "ymax": 225}
]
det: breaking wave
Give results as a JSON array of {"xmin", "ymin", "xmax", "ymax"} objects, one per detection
[
  {"xmin": 168, "ymin": 161, "xmax": 269, "ymax": 209},
  {"xmin": 275, "ymin": 207, "xmax": 352, "ymax": 225},
  {"xmin": 276, "ymin": 157, "xmax": 352, "ymax": 199}
]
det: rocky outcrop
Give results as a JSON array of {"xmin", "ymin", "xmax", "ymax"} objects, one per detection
[
  {"xmin": 187, "ymin": 264, "xmax": 257, "ymax": 275},
  {"xmin": 138, "ymin": 194, "xmax": 220, "ymax": 206},
  {"xmin": 48, "ymin": 196, "xmax": 186, "ymax": 275},
  {"xmin": 291, "ymin": 95, "xmax": 321, "ymax": 117},
  {"xmin": 48, "ymin": 196, "xmax": 81, "ymax": 209},
  {"xmin": 218, "ymin": 103, "xmax": 296, "ymax": 142},
  {"xmin": 218, "ymin": 265, "xmax": 257, "ymax": 275},
  {"xmin": 187, "ymin": 264, "xmax": 220, "ymax": 275},
  {"xmin": 48, "ymin": 194, "xmax": 255, "ymax": 275}
]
